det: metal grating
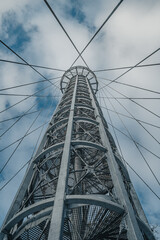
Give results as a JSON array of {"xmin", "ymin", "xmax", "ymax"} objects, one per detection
[
  {"xmin": 16, "ymin": 220, "xmax": 50, "ymax": 240},
  {"xmin": 63, "ymin": 205, "xmax": 126, "ymax": 240}
]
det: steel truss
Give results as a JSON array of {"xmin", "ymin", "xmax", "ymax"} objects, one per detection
[{"xmin": 0, "ymin": 66, "xmax": 155, "ymax": 240}]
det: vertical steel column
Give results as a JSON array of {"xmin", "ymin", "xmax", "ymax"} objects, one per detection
[
  {"xmin": 129, "ymin": 184, "xmax": 149, "ymax": 225},
  {"xmin": 86, "ymin": 78, "xmax": 144, "ymax": 240},
  {"xmin": 48, "ymin": 76, "xmax": 78, "ymax": 240}
]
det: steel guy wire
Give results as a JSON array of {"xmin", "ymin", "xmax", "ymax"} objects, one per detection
[
  {"xmin": 0, "ymin": 89, "xmax": 60, "ymax": 138},
  {"xmin": 0, "ymin": 58, "xmax": 66, "ymax": 72},
  {"xmin": 104, "ymin": 112, "xmax": 160, "ymax": 189},
  {"xmin": 100, "ymin": 103, "xmax": 160, "ymax": 200},
  {"xmin": 99, "ymin": 87, "xmax": 160, "ymax": 186},
  {"xmin": 0, "ymin": 124, "xmax": 44, "ymax": 191},
  {"xmin": 0, "ymin": 76, "xmax": 61, "ymax": 92},
  {"xmin": 98, "ymin": 76, "xmax": 160, "ymax": 95},
  {"xmin": 0, "ymin": 85, "xmax": 51, "ymax": 114},
  {"xmin": 0, "ymin": 94, "xmax": 57, "ymax": 190},
  {"xmin": 99, "ymin": 105, "xmax": 160, "ymax": 129},
  {"xmin": 0, "ymin": 111, "xmax": 42, "ymax": 174},
  {"xmin": 44, "ymin": 0, "xmax": 89, "ymax": 68},
  {"xmin": 100, "ymin": 82, "xmax": 160, "ymax": 146},
  {"xmin": 123, "ymin": 159, "xmax": 160, "ymax": 201},
  {"xmin": 0, "ymin": 159, "xmax": 30, "ymax": 191},
  {"xmin": 107, "ymin": 84, "xmax": 160, "ymax": 119},
  {"xmin": 0, "ymin": 110, "xmax": 40, "ymax": 124},
  {"xmin": 0, "ymin": 125, "xmax": 44, "ymax": 191},
  {"xmin": 0, "ymin": 78, "xmax": 60, "ymax": 115},
  {"xmin": 0, "ymin": 40, "xmax": 59, "ymax": 88},
  {"xmin": 0, "ymin": 120, "xmax": 49, "ymax": 153},
  {"xmin": 93, "ymin": 62, "xmax": 160, "ymax": 72},
  {"xmin": 0, "ymin": 103, "xmax": 37, "ymax": 138},
  {"xmin": 71, "ymin": 0, "xmax": 124, "ymax": 67},
  {"xmin": 0, "ymin": 89, "xmax": 60, "ymax": 174},
  {"xmin": 98, "ymin": 97, "xmax": 160, "ymax": 100},
  {"xmin": 103, "ymin": 121, "xmax": 160, "ymax": 200},
  {"xmin": 11, "ymin": 99, "xmax": 61, "ymax": 210},
  {"xmin": 0, "ymin": 93, "xmax": 60, "ymax": 97},
  {"xmin": 100, "ymin": 88, "xmax": 125, "ymax": 164},
  {"xmin": 98, "ymin": 79, "xmax": 160, "ymax": 130},
  {"xmin": 103, "ymin": 120, "xmax": 160, "ymax": 161},
  {"xmin": 0, "ymin": 92, "xmax": 61, "ymax": 153},
  {"xmin": 99, "ymin": 47, "xmax": 160, "ymax": 89}
]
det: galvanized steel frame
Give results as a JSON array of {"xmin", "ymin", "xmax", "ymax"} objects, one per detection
[{"xmin": 0, "ymin": 66, "xmax": 155, "ymax": 240}]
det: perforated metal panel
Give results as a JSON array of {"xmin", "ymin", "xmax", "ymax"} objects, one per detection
[{"xmin": 16, "ymin": 220, "xmax": 50, "ymax": 240}]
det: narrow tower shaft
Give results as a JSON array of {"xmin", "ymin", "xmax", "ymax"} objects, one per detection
[{"xmin": 0, "ymin": 66, "xmax": 155, "ymax": 240}]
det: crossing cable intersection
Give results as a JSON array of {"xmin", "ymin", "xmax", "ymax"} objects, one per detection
[
  {"xmin": 0, "ymin": 91, "xmax": 59, "ymax": 175},
  {"xmin": 0, "ymin": 76, "xmax": 61, "ymax": 92},
  {"xmin": 98, "ymin": 89, "xmax": 160, "ymax": 200},
  {"xmin": 0, "ymin": 58, "xmax": 66, "ymax": 72},
  {"xmin": 70, "ymin": 0, "xmax": 124, "ymax": 67},
  {"xmin": 0, "ymin": 40, "xmax": 60, "ymax": 88},
  {"xmin": 99, "ymin": 106, "xmax": 160, "ymax": 129},
  {"xmin": 98, "ymin": 47, "xmax": 160, "ymax": 90},
  {"xmin": 97, "ymin": 76, "xmax": 160, "ymax": 95},
  {"xmin": 96, "ymin": 87, "xmax": 160, "ymax": 199},
  {"xmin": 0, "ymin": 82, "xmax": 56, "ymax": 115},
  {"xmin": 0, "ymin": 95, "xmax": 58, "ymax": 191},
  {"xmin": 98, "ymin": 81, "xmax": 160, "ymax": 145},
  {"xmin": 93, "ymin": 62, "xmax": 160, "ymax": 72},
  {"xmin": 43, "ymin": 0, "xmax": 89, "ymax": 68},
  {"xmin": 99, "ymin": 87, "xmax": 160, "ymax": 186}
]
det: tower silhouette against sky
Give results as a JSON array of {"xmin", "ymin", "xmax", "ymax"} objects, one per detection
[{"xmin": 0, "ymin": 66, "xmax": 155, "ymax": 240}]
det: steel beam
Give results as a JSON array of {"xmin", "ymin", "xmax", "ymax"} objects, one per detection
[
  {"xmin": 87, "ymin": 78, "xmax": 144, "ymax": 240},
  {"xmin": 48, "ymin": 76, "xmax": 78, "ymax": 240}
]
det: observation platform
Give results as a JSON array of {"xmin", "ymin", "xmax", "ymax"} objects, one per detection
[{"xmin": 60, "ymin": 66, "xmax": 98, "ymax": 94}]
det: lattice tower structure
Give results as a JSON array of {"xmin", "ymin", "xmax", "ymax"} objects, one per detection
[{"xmin": 0, "ymin": 66, "xmax": 155, "ymax": 240}]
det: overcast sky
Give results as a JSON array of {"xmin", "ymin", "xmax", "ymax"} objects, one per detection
[{"xmin": 0, "ymin": 0, "xmax": 160, "ymax": 238}]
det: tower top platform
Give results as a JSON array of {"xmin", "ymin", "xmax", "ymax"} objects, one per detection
[{"xmin": 60, "ymin": 66, "xmax": 98, "ymax": 94}]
